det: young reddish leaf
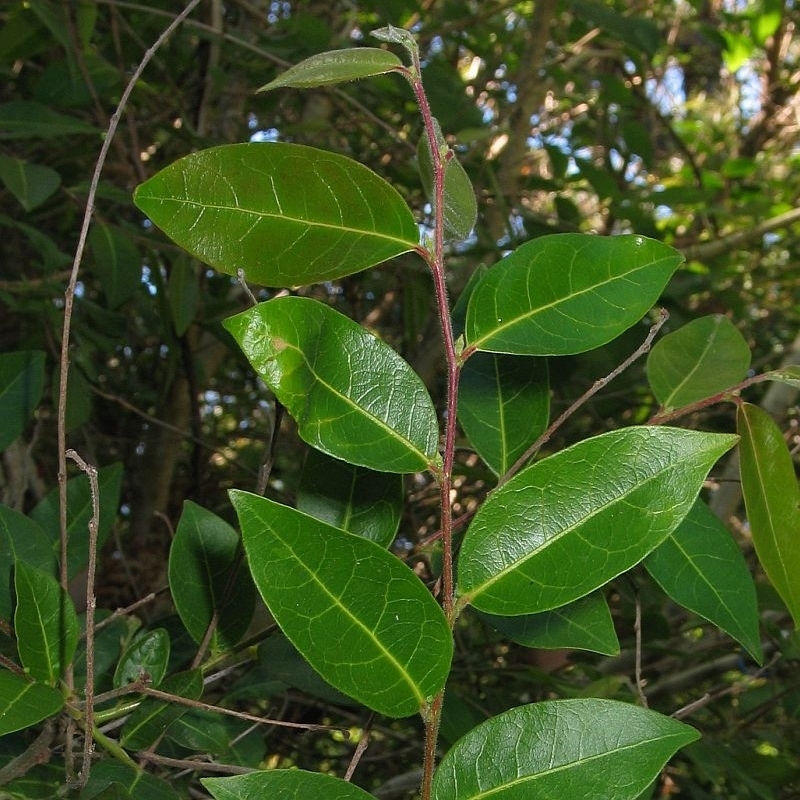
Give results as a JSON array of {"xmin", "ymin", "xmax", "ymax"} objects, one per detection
[
  {"xmin": 738, "ymin": 403, "xmax": 800, "ymax": 628},
  {"xmin": 231, "ymin": 490, "xmax": 452, "ymax": 719},
  {"xmin": 457, "ymin": 427, "xmax": 737, "ymax": 615},
  {"xmin": 432, "ymin": 699, "xmax": 699, "ymax": 800},
  {"xmin": 645, "ymin": 500, "xmax": 762, "ymax": 662},
  {"xmin": 258, "ymin": 48, "xmax": 403, "ymax": 91},
  {"xmin": 224, "ymin": 297, "xmax": 440, "ymax": 473},
  {"xmin": 134, "ymin": 143, "xmax": 419, "ymax": 288},
  {"xmin": 465, "ymin": 234, "xmax": 683, "ymax": 356},
  {"xmin": 647, "ymin": 314, "xmax": 750, "ymax": 409}
]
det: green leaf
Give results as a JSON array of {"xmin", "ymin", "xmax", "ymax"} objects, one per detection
[
  {"xmin": 89, "ymin": 223, "xmax": 142, "ymax": 309},
  {"xmin": 204, "ymin": 769, "xmax": 377, "ymax": 800},
  {"xmin": 457, "ymin": 426, "xmax": 737, "ymax": 615},
  {"xmin": 0, "ymin": 671, "xmax": 63, "ymax": 736},
  {"xmin": 0, "ymin": 100, "xmax": 100, "ymax": 139},
  {"xmin": 80, "ymin": 761, "xmax": 180, "ymax": 800},
  {"xmin": 645, "ymin": 500, "xmax": 763, "ymax": 662},
  {"xmin": 14, "ymin": 561, "xmax": 79, "ymax": 685},
  {"xmin": 120, "ymin": 669, "xmax": 203, "ymax": 750},
  {"xmin": 764, "ymin": 364, "xmax": 800, "ymax": 388},
  {"xmin": 0, "ymin": 505, "xmax": 55, "ymax": 620},
  {"xmin": 646, "ymin": 315, "xmax": 750, "ymax": 409},
  {"xmin": 168, "ymin": 501, "xmax": 255, "ymax": 652},
  {"xmin": 464, "ymin": 234, "xmax": 683, "ymax": 356},
  {"xmin": 297, "ymin": 449, "xmax": 403, "ymax": 548},
  {"xmin": 457, "ymin": 353, "xmax": 549, "ymax": 477},
  {"xmin": 431, "ymin": 699, "xmax": 699, "ymax": 800},
  {"xmin": 133, "ymin": 142, "xmax": 419, "ymax": 288},
  {"xmin": 738, "ymin": 403, "xmax": 800, "ymax": 629},
  {"xmin": 113, "ymin": 628, "xmax": 170, "ymax": 689},
  {"xmin": 479, "ymin": 591, "xmax": 620, "ymax": 656},
  {"xmin": 30, "ymin": 462, "xmax": 123, "ymax": 580},
  {"xmin": 224, "ymin": 297, "xmax": 440, "ymax": 473},
  {"xmin": 258, "ymin": 47, "xmax": 403, "ymax": 90},
  {"xmin": 418, "ymin": 125, "xmax": 478, "ymax": 240},
  {"xmin": 0, "ymin": 154, "xmax": 60, "ymax": 211},
  {"xmin": 167, "ymin": 259, "xmax": 198, "ymax": 336},
  {"xmin": 230, "ymin": 490, "xmax": 453, "ymax": 718},
  {"xmin": 0, "ymin": 350, "xmax": 45, "ymax": 451}
]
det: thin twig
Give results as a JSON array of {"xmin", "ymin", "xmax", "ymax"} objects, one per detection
[
  {"xmin": 65, "ymin": 449, "xmax": 101, "ymax": 783},
  {"xmin": 55, "ymin": 0, "xmax": 205, "ymax": 782},
  {"xmin": 633, "ymin": 589, "xmax": 648, "ymax": 708},
  {"xmin": 344, "ymin": 714, "xmax": 374, "ymax": 782},
  {"xmin": 499, "ymin": 308, "xmax": 670, "ymax": 487},
  {"xmin": 136, "ymin": 752, "xmax": 254, "ymax": 775}
]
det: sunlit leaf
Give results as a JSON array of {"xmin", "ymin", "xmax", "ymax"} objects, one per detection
[
  {"xmin": 457, "ymin": 353, "xmax": 549, "ymax": 477},
  {"xmin": 0, "ymin": 350, "xmax": 45, "ymax": 451},
  {"xmin": 168, "ymin": 501, "xmax": 255, "ymax": 652},
  {"xmin": 134, "ymin": 143, "xmax": 419, "ymax": 287},
  {"xmin": 297, "ymin": 449, "xmax": 403, "ymax": 548},
  {"xmin": 204, "ymin": 769, "xmax": 376, "ymax": 800},
  {"xmin": 738, "ymin": 403, "xmax": 800, "ymax": 629},
  {"xmin": 231, "ymin": 490, "xmax": 453, "ymax": 718},
  {"xmin": 258, "ymin": 47, "xmax": 403, "ymax": 91},
  {"xmin": 478, "ymin": 591, "xmax": 619, "ymax": 656},
  {"xmin": 0, "ymin": 671, "xmax": 62, "ymax": 736},
  {"xmin": 457, "ymin": 427, "xmax": 737, "ymax": 615},
  {"xmin": 647, "ymin": 315, "xmax": 750, "ymax": 408},
  {"xmin": 14, "ymin": 561, "xmax": 79, "ymax": 685},
  {"xmin": 431, "ymin": 699, "xmax": 699, "ymax": 800},
  {"xmin": 645, "ymin": 500, "xmax": 762, "ymax": 662},
  {"xmin": 465, "ymin": 234, "xmax": 683, "ymax": 356},
  {"xmin": 225, "ymin": 297, "xmax": 440, "ymax": 473}
]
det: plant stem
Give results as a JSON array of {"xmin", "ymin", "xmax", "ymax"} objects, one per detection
[{"xmin": 404, "ymin": 46, "xmax": 462, "ymax": 800}]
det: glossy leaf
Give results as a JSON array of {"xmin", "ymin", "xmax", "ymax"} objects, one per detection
[
  {"xmin": 0, "ymin": 671, "xmax": 63, "ymax": 736},
  {"xmin": 81, "ymin": 761, "xmax": 180, "ymax": 800},
  {"xmin": 230, "ymin": 490, "xmax": 453, "ymax": 718},
  {"xmin": 457, "ymin": 427, "xmax": 737, "ymax": 615},
  {"xmin": 204, "ymin": 769, "xmax": 376, "ymax": 800},
  {"xmin": 457, "ymin": 353, "xmax": 549, "ymax": 477},
  {"xmin": 418, "ymin": 125, "xmax": 478, "ymax": 240},
  {"xmin": 0, "ymin": 153, "xmax": 60, "ymax": 211},
  {"xmin": 645, "ymin": 500, "xmax": 762, "ymax": 662},
  {"xmin": 464, "ymin": 234, "xmax": 683, "ymax": 356},
  {"xmin": 89, "ymin": 223, "xmax": 142, "ymax": 309},
  {"xmin": 14, "ymin": 561, "xmax": 79, "ymax": 685},
  {"xmin": 113, "ymin": 628, "xmax": 170, "ymax": 689},
  {"xmin": 647, "ymin": 315, "xmax": 750, "ymax": 408},
  {"xmin": 224, "ymin": 297, "xmax": 440, "ymax": 473},
  {"xmin": 431, "ymin": 699, "xmax": 699, "ymax": 800},
  {"xmin": 134, "ymin": 142, "xmax": 419, "ymax": 287},
  {"xmin": 738, "ymin": 403, "xmax": 800, "ymax": 628},
  {"xmin": 479, "ymin": 591, "xmax": 619, "ymax": 656},
  {"xmin": 121, "ymin": 669, "xmax": 203, "ymax": 750},
  {"xmin": 297, "ymin": 449, "xmax": 403, "ymax": 548},
  {"xmin": 0, "ymin": 504, "xmax": 55, "ymax": 620},
  {"xmin": 168, "ymin": 501, "xmax": 255, "ymax": 652},
  {"xmin": 0, "ymin": 350, "xmax": 45, "ymax": 451},
  {"xmin": 258, "ymin": 47, "xmax": 403, "ymax": 91}
]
